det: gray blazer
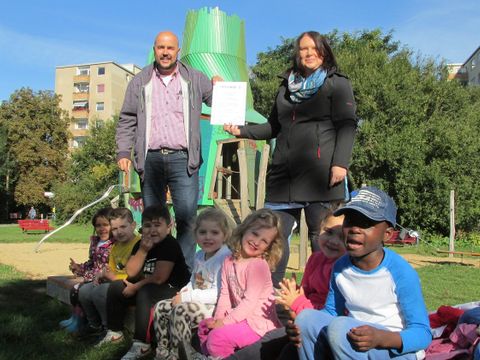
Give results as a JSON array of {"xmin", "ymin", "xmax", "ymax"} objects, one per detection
[{"xmin": 116, "ymin": 61, "xmax": 213, "ymax": 178}]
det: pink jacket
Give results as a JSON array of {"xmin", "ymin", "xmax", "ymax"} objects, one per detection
[
  {"xmin": 290, "ymin": 252, "xmax": 336, "ymax": 315},
  {"xmin": 214, "ymin": 256, "xmax": 280, "ymax": 336}
]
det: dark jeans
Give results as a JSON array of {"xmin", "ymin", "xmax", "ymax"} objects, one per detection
[
  {"xmin": 142, "ymin": 150, "xmax": 198, "ymax": 270},
  {"xmin": 224, "ymin": 327, "xmax": 292, "ymax": 360},
  {"xmin": 271, "ymin": 202, "xmax": 330, "ymax": 287},
  {"xmin": 106, "ymin": 280, "xmax": 178, "ymax": 342}
]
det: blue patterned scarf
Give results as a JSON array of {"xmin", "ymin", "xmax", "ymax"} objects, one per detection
[{"xmin": 288, "ymin": 68, "xmax": 327, "ymax": 103}]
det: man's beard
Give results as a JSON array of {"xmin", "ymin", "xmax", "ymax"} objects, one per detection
[{"xmin": 156, "ymin": 57, "xmax": 176, "ymax": 71}]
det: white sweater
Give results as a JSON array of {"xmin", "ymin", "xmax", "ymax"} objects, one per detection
[{"xmin": 180, "ymin": 245, "xmax": 231, "ymax": 309}]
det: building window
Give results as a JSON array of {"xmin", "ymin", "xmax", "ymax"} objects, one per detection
[
  {"xmin": 97, "ymin": 84, "xmax": 105, "ymax": 93},
  {"xmin": 96, "ymin": 102, "xmax": 105, "ymax": 111},
  {"xmin": 96, "ymin": 120, "xmax": 105, "ymax": 128},
  {"xmin": 73, "ymin": 136, "xmax": 86, "ymax": 148},
  {"xmin": 74, "ymin": 82, "xmax": 89, "ymax": 93},
  {"xmin": 73, "ymin": 100, "xmax": 88, "ymax": 111},
  {"xmin": 76, "ymin": 66, "xmax": 90, "ymax": 76},
  {"xmin": 75, "ymin": 119, "xmax": 88, "ymax": 129},
  {"xmin": 98, "ymin": 67, "xmax": 105, "ymax": 75}
]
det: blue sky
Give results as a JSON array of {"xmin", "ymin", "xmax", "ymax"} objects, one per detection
[{"xmin": 0, "ymin": 0, "xmax": 478, "ymax": 101}]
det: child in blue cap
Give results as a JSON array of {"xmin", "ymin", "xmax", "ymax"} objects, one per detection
[{"xmin": 293, "ymin": 186, "xmax": 432, "ymax": 360}]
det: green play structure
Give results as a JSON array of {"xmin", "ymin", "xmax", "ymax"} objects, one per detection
[{"xmin": 120, "ymin": 7, "xmax": 268, "ymax": 222}]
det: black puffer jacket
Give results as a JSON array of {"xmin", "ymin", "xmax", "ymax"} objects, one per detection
[{"xmin": 240, "ymin": 70, "xmax": 357, "ymax": 202}]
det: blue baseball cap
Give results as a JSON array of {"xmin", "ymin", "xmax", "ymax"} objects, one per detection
[{"xmin": 334, "ymin": 186, "xmax": 397, "ymax": 227}]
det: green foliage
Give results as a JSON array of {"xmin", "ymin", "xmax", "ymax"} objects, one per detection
[
  {"xmin": 250, "ymin": 37, "xmax": 294, "ymax": 117},
  {"xmin": 250, "ymin": 29, "xmax": 480, "ymax": 236},
  {"xmin": 52, "ymin": 117, "xmax": 119, "ymax": 223},
  {"xmin": 0, "ymin": 88, "xmax": 70, "ymax": 215}
]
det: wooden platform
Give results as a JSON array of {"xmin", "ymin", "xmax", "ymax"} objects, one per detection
[{"xmin": 46, "ymin": 275, "xmax": 83, "ymax": 305}]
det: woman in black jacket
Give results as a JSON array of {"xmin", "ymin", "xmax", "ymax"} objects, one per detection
[{"xmin": 224, "ymin": 31, "xmax": 357, "ymax": 285}]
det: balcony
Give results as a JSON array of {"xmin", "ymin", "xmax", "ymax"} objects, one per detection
[
  {"xmin": 72, "ymin": 108, "xmax": 89, "ymax": 118},
  {"xmin": 73, "ymin": 74, "xmax": 90, "ymax": 82},
  {"xmin": 73, "ymin": 92, "xmax": 89, "ymax": 100}
]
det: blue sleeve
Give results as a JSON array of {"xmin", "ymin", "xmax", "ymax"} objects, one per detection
[
  {"xmin": 389, "ymin": 253, "xmax": 432, "ymax": 354},
  {"xmin": 322, "ymin": 257, "xmax": 347, "ymax": 316}
]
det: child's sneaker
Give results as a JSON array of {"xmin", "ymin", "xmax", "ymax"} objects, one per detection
[
  {"xmin": 95, "ymin": 330, "xmax": 124, "ymax": 347},
  {"xmin": 59, "ymin": 315, "xmax": 75, "ymax": 328},
  {"xmin": 121, "ymin": 341, "xmax": 151, "ymax": 360},
  {"xmin": 178, "ymin": 339, "xmax": 211, "ymax": 360}
]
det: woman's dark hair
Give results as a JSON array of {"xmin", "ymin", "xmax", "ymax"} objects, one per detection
[
  {"xmin": 293, "ymin": 31, "xmax": 337, "ymax": 74},
  {"xmin": 91, "ymin": 207, "xmax": 113, "ymax": 227}
]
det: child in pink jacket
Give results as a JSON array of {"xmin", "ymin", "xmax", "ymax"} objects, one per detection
[
  {"xmin": 191, "ymin": 209, "xmax": 284, "ymax": 359},
  {"xmin": 220, "ymin": 205, "xmax": 346, "ymax": 360}
]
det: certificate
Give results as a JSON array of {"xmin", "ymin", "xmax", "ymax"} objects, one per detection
[{"xmin": 210, "ymin": 81, "xmax": 247, "ymax": 126}]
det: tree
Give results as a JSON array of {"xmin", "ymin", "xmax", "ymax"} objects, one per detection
[
  {"xmin": 249, "ymin": 30, "xmax": 480, "ymax": 235},
  {"xmin": 250, "ymin": 37, "xmax": 294, "ymax": 117},
  {"xmin": 53, "ymin": 117, "xmax": 119, "ymax": 222},
  {"xmin": 0, "ymin": 88, "xmax": 70, "ymax": 216}
]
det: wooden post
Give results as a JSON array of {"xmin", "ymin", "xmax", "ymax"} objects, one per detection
[
  {"xmin": 226, "ymin": 166, "xmax": 232, "ymax": 199},
  {"xmin": 237, "ymin": 148, "xmax": 250, "ymax": 220},
  {"xmin": 449, "ymin": 190, "xmax": 455, "ymax": 258},
  {"xmin": 299, "ymin": 209, "xmax": 308, "ymax": 268},
  {"xmin": 255, "ymin": 144, "xmax": 270, "ymax": 210}
]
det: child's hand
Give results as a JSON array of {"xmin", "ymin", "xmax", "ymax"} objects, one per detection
[
  {"xmin": 207, "ymin": 319, "xmax": 224, "ymax": 329},
  {"xmin": 347, "ymin": 325, "xmax": 383, "ymax": 351},
  {"xmin": 139, "ymin": 235, "xmax": 154, "ymax": 252},
  {"xmin": 275, "ymin": 276, "xmax": 303, "ymax": 310},
  {"xmin": 122, "ymin": 279, "xmax": 138, "ymax": 298},
  {"xmin": 171, "ymin": 293, "xmax": 182, "ymax": 306},
  {"xmin": 285, "ymin": 312, "xmax": 302, "ymax": 347},
  {"xmin": 93, "ymin": 272, "xmax": 101, "ymax": 285},
  {"xmin": 69, "ymin": 258, "xmax": 81, "ymax": 275}
]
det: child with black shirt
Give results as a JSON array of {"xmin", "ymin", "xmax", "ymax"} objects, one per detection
[{"xmin": 98, "ymin": 205, "xmax": 190, "ymax": 360}]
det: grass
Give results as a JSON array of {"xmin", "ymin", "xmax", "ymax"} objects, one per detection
[
  {"xmin": 0, "ymin": 224, "xmax": 92, "ymax": 244},
  {"xmin": 418, "ymin": 263, "xmax": 480, "ymax": 310},
  {"xmin": 1, "ymin": 230, "xmax": 479, "ymax": 358},
  {"xmin": 0, "ymin": 264, "xmax": 136, "ymax": 360}
]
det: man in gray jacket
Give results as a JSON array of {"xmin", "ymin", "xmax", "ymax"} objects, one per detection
[{"xmin": 116, "ymin": 31, "xmax": 214, "ymax": 273}]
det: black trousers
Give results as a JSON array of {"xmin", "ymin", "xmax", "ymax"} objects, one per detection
[
  {"xmin": 271, "ymin": 202, "xmax": 330, "ymax": 287},
  {"xmin": 106, "ymin": 280, "xmax": 178, "ymax": 342}
]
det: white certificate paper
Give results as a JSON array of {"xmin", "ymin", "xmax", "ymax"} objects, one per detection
[{"xmin": 210, "ymin": 81, "xmax": 247, "ymax": 126}]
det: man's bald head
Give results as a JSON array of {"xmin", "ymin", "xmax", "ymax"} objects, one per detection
[{"xmin": 153, "ymin": 31, "xmax": 180, "ymax": 75}]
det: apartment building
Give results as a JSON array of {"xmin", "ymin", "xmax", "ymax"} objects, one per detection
[
  {"xmin": 55, "ymin": 61, "xmax": 141, "ymax": 149},
  {"xmin": 447, "ymin": 46, "xmax": 480, "ymax": 86},
  {"xmin": 446, "ymin": 63, "xmax": 468, "ymax": 84},
  {"xmin": 462, "ymin": 46, "xmax": 480, "ymax": 86}
]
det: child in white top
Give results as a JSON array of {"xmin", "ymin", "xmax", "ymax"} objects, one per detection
[
  {"xmin": 153, "ymin": 208, "xmax": 232, "ymax": 360},
  {"xmin": 193, "ymin": 208, "xmax": 284, "ymax": 359}
]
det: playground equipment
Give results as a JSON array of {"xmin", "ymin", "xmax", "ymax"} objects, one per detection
[{"xmin": 121, "ymin": 7, "xmax": 268, "ymax": 222}]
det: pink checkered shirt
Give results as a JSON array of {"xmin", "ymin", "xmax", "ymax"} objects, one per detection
[{"xmin": 149, "ymin": 65, "xmax": 186, "ymax": 150}]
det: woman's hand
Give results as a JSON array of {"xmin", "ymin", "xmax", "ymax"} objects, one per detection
[
  {"xmin": 223, "ymin": 124, "xmax": 241, "ymax": 136},
  {"xmin": 330, "ymin": 166, "xmax": 347, "ymax": 187}
]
